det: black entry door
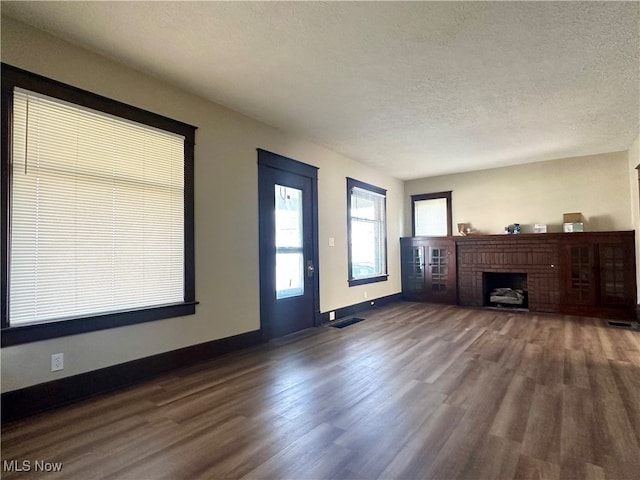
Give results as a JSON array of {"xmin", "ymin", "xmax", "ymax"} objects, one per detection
[{"xmin": 258, "ymin": 149, "xmax": 319, "ymax": 339}]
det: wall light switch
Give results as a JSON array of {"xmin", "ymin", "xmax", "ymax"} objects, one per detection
[{"xmin": 329, "ymin": 237, "xmax": 335, "ymax": 247}]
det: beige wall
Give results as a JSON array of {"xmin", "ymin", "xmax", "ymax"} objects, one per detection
[
  {"xmin": 405, "ymin": 152, "xmax": 632, "ymax": 237},
  {"xmin": 2, "ymin": 15, "xmax": 635, "ymax": 394},
  {"xmin": 0, "ymin": 17, "xmax": 403, "ymax": 392},
  {"xmin": 628, "ymin": 134, "xmax": 640, "ymax": 302}
]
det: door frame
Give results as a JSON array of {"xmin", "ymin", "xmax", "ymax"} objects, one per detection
[{"xmin": 257, "ymin": 149, "xmax": 320, "ymax": 341}]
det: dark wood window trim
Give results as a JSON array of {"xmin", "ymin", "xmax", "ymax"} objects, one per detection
[
  {"xmin": 1, "ymin": 63, "xmax": 197, "ymax": 347},
  {"xmin": 411, "ymin": 191, "xmax": 453, "ymax": 236},
  {"xmin": 347, "ymin": 177, "xmax": 388, "ymax": 287}
]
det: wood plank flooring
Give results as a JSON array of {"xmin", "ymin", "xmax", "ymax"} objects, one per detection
[{"xmin": 2, "ymin": 302, "xmax": 639, "ymax": 479}]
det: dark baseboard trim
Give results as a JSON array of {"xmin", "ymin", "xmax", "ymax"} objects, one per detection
[
  {"xmin": 319, "ymin": 292, "xmax": 403, "ymax": 324},
  {"xmin": 1, "ymin": 329, "xmax": 262, "ymax": 424},
  {"xmin": 3, "ymin": 295, "xmax": 403, "ymax": 423}
]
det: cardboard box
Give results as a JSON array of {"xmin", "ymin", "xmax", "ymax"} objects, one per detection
[
  {"xmin": 563, "ymin": 222, "xmax": 584, "ymax": 233},
  {"xmin": 533, "ymin": 224, "xmax": 547, "ymax": 233},
  {"xmin": 563, "ymin": 212, "xmax": 583, "ymax": 223}
]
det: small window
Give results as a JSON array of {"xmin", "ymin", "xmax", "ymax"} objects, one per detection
[
  {"xmin": 412, "ymin": 191, "xmax": 452, "ymax": 236},
  {"xmin": 347, "ymin": 178, "xmax": 388, "ymax": 286}
]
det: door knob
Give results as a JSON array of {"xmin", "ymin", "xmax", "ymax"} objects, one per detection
[{"xmin": 306, "ymin": 261, "xmax": 315, "ymax": 277}]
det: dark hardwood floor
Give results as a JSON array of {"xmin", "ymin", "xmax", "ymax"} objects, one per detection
[{"xmin": 2, "ymin": 302, "xmax": 639, "ymax": 479}]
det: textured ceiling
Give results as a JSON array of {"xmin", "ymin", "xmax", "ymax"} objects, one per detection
[{"xmin": 2, "ymin": 1, "xmax": 639, "ymax": 180}]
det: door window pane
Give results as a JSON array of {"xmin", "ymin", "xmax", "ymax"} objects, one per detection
[
  {"xmin": 276, "ymin": 252, "xmax": 304, "ymax": 299},
  {"xmin": 275, "ymin": 185, "xmax": 304, "ymax": 299},
  {"xmin": 275, "ymin": 185, "xmax": 302, "ymax": 248}
]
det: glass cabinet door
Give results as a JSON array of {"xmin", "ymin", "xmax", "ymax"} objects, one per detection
[
  {"xmin": 599, "ymin": 244, "xmax": 626, "ymax": 305},
  {"xmin": 428, "ymin": 247, "xmax": 449, "ymax": 292},
  {"xmin": 406, "ymin": 246, "xmax": 425, "ymax": 292},
  {"xmin": 566, "ymin": 245, "xmax": 594, "ymax": 304}
]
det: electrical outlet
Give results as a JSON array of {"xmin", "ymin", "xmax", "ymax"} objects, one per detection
[
  {"xmin": 51, "ymin": 353, "xmax": 64, "ymax": 372},
  {"xmin": 329, "ymin": 311, "xmax": 336, "ymax": 321},
  {"xmin": 363, "ymin": 291, "xmax": 368, "ymax": 299}
]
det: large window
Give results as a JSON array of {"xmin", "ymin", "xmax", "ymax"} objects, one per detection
[
  {"xmin": 412, "ymin": 191, "xmax": 452, "ymax": 236},
  {"xmin": 1, "ymin": 64, "xmax": 196, "ymax": 346},
  {"xmin": 347, "ymin": 178, "xmax": 388, "ymax": 286}
]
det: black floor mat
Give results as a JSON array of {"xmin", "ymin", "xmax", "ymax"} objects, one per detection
[
  {"xmin": 607, "ymin": 320, "xmax": 639, "ymax": 330},
  {"xmin": 331, "ymin": 317, "xmax": 365, "ymax": 328}
]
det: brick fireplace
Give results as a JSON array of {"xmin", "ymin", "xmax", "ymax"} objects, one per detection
[{"xmin": 456, "ymin": 235, "xmax": 560, "ymax": 313}]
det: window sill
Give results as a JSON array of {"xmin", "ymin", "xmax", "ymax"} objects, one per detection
[
  {"xmin": 348, "ymin": 275, "xmax": 389, "ymax": 287},
  {"xmin": 1, "ymin": 302, "xmax": 198, "ymax": 347}
]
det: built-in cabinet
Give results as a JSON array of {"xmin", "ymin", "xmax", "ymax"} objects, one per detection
[
  {"xmin": 560, "ymin": 234, "xmax": 636, "ymax": 319},
  {"xmin": 400, "ymin": 231, "xmax": 637, "ymax": 320},
  {"xmin": 400, "ymin": 237, "xmax": 456, "ymax": 304}
]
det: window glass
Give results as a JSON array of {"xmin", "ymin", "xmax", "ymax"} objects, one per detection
[
  {"xmin": 275, "ymin": 185, "xmax": 304, "ymax": 299},
  {"xmin": 414, "ymin": 198, "xmax": 448, "ymax": 236},
  {"xmin": 8, "ymin": 88, "xmax": 185, "ymax": 326},
  {"xmin": 412, "ymin": 192, "xmax": 452, "ymax": 237},
  {"xmin": 2, "ymin": 64, "xmax": 196, "ymax": 346},
  {"xmin": 347, "ymin": 178, "xmax": 388, "ymax": 286}
]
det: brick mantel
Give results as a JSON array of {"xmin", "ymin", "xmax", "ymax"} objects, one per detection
[
  {"xmin": 456, "ymin": 233, "xmax": 562, "ymax": 312},
  {"xmin": 453, "ymin": 231, "xmax": 637, "ymax": 317}
]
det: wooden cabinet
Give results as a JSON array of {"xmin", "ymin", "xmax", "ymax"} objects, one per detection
[
  {"xmin": 401, "ymin": 236, "xmax": 456, "ymax": 304},
  {"xmin": 560, "ymin": 232, "xmax": 636, "ymax": 319}
]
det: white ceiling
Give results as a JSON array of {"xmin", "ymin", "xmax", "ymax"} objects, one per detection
[{"xmin": 2, "ymin": 1, "xmax": 639, "ymax": 180}]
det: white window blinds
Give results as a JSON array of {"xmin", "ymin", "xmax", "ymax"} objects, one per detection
[{"xmin": 9, "ymin": 88, "xmax": 185, "ymax": 326}]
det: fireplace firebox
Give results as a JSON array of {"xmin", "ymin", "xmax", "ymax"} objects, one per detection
[{"xmin": 483, "ymin": 272, "xmax": 528, "ymax": 309}]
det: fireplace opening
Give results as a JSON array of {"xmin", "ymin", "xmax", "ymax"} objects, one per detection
[{"xmin": 483, "ymin": 272, "xmax": 528, "ymax": 310}]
